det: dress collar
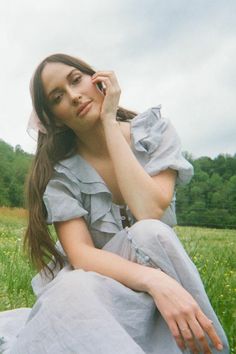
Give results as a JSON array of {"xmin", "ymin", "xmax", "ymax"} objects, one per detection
[{"xmin": 56, "ymin": 106, "xmax": 161, "ymax": 187}]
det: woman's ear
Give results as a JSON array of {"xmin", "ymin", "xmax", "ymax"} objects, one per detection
[
  {"xmin": 55, "ymin": 120, "xmax": 65, "ymax": 128},
  {"xmin": 96, "ymin": 82, "xmax": 106, "ymax": 94},
  {"xmin": 54, "ymin": 119, "xmax": 68, "ymax": 131}
]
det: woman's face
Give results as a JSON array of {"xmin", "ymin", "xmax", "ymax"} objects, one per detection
[{"xmin": 41, "ymin": 62, "xmax": 104, "ymax": 131}]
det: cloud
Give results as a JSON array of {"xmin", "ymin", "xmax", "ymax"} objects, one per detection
[{"xmin": 0, "ymin": 0, "xmax": 235, "ymax": 158}]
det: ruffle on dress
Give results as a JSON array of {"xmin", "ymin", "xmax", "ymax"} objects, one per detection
[
  {"xmin": 130, "ymin": 105, "xmax": 193, "ymax": 184},
  {"xmin": 131, "ymin": 105, "xmax": 165, "ymax": 154},
  {"xmin": 43, "ymin": 160, "xmax": 122, "ymax": 235},
  {"xmin": 43, "ymin": 106, "xmax": 194, "ymax": 238}
]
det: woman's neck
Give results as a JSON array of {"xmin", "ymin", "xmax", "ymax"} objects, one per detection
[
  {"xmin": 76, "ymin": 121, "xmax": 119, "ymax": 159},
  {"xmin": 75, "ymin": 120, "xmax": 131, "ymax": 160}
]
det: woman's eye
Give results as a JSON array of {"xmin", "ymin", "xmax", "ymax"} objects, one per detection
[
  {"xmin": 52, "ymin": 93, "xmax": 63, "ymax": 104},
  {"xmin": 72, "ymin": 75, "xmax": 81, "ymax": 85}
]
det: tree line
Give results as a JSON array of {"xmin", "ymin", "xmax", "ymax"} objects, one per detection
[
  {"xmin": 0, "ymin": 140, "xmax": 33, "ymax": 207},
  {"xmin": 176, "ymin": 152, "xmax": 236, "ymax": 229},
  {"xmin": 0, "ymin": 139, "xmax": 235, "ymax": 229}
]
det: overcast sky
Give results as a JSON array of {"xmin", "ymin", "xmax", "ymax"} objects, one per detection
[{"xmin": 1, "ymin": 0, "xmax": 235, "ymax": 159}]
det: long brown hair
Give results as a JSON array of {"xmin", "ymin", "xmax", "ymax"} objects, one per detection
[{"xmin": 24, "ymin": 53, "xmax": 137, "ymax": 278}]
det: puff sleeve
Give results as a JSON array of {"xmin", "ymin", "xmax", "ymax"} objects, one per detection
[
  {"xmin": 131, "ymin": 106, "xmax": 194, "ymax": 185},
  {"xmin": 43, "ymin": 171, "xmax": 88, "ymax": 224}
]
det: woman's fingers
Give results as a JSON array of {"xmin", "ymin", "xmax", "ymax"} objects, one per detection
[
  {"xmin": 148, "ymin": 272, "xmax": 224, "ymax": 353},
  {"xmin": 176, "ymin": 310, "xmax": 223, "ymax": 354},
  {"xmin": 168, "ymin": 321, "xmax": 186, "ymax": 351},
  {"xmin": 196, "ymin": 310, "xmax": 223, "ymax": 351},
  {"xmin": 92, "ymin": 70, "xmax": 117, "ymax": 81},
  {"xmin": 186, "ymin": 318, "xmax": 212, "ymax": 354},
  {"xmin": 91, "ymin": 73, "xmax": 121, "ymax": 119},
  {"xmin": 92, "ymin": 74, "xmax": 120, "ymax": 93},
  {"xmin": 92, "ymin": 71, "xmax": 119, "ymax": 87},
  {"xmin": 92, "ymin": 75, "xmax": 110, "ymax": 90},
  {"xmin": 92, "ymin": 70, "xmax": 114, "ymax": 76},
  {"xmin": 162, "ymin": 303, "xmax": 222, "ymax": 353},
  {"xmin": 91, "ymin": 75, "xmax": 121, "ymax": 102},
  {"xmin": 177, "ymin": 321, "xmax": 201, "ymax": 354}
]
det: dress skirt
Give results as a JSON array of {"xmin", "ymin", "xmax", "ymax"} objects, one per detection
[{"xmin": 0, "ymin": 219, "xmax": 229, "ymax": 353}]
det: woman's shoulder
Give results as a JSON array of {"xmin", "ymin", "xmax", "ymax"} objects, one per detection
[
  {"xmin": 127, "ymin": 105, "xmax": 194, "ymax": 185},
  {"xmin": 127, "ymin": 105, "xmax": 168, "ymax": 154}
]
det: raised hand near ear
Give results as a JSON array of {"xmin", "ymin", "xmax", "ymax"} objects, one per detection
[{"xmin": 91, "ymin": 71, "xmax": 121, "ymax": 124}]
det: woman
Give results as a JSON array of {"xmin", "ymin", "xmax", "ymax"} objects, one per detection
[{"xmin": 0, "ymin": 53, "xmax": 229, "ymax": 353}]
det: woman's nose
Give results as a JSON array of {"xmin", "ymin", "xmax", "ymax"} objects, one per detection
[
  {"xmin": 68, "ymin": 89, "xmax": 82, "ymax": 105},
  {"xmin": 72, "ymin": 96, "xmax": 81, "ymax": 105}
]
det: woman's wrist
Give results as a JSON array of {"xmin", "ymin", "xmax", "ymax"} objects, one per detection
[
  {"xmin": 141, "ymin": 267, "xmax": 165, "ymax": 294},
  {"xmin": 101, "ymin": 115, "xmax": 119, "ymax": 127}
]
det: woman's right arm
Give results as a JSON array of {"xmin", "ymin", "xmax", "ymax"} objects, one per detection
[
  {"xmin": 54, "ymin": 217, "xmax": 157, "ymax": 293},
  {"xmin": 54, "ymin": 217, "xmax": 223, "ymax": 354}
]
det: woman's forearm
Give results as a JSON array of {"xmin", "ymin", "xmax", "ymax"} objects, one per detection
[
  {"xmin": 102, "ymin": 119, "xmax": 169, "ymax": 220},
  {"xmin": 72, "ymin": 243, "xmax": 160, "ymax": 294}
]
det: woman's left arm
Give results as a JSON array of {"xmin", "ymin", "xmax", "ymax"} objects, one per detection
[
  {"xmin": 92, "ymin": 71, "xmax": 177, "ymax": 221},
  {"xmin": 104, "ymin": 120, "xmax": 176, "ymax": 220}
]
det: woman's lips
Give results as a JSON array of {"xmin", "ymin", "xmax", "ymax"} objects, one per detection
[{"xmin": 77, "ymin": 101, "xmax": 92, "ymax": 117}]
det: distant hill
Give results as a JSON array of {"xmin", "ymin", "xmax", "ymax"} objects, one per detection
[
  {"xmin": 0, "ymin": 139, "xmax": 235, "ymax": 228},
  {"xmin": 0, "ymin": 140, "xmax": 33, "ymax": 207},
  {"xmin": 176, "ymin": 152, "xmax": 236, "ymax": 229}
]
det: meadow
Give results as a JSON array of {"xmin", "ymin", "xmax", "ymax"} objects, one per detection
[{"xmin": 0, "ymin": 207, "xmax": 235, "ymax": 352}]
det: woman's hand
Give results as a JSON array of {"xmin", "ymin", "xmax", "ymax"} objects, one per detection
[
  {"xmin": 146, "ymin": 269, "xmax": 223, "ymax": 353},
  {"xmin": 91, "ymin": 71, "xmax": 121, "ymax": 123}
]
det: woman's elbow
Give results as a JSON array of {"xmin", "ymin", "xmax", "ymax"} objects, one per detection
[{"xmin": 136, "ymin": 204, "xmax": 167, "ymax": 221}]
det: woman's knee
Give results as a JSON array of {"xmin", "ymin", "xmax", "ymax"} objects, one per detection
[
  {"xmin": 49, "ymin": 269, "xmax": 100, "ymax": 300},
  {"xmin": 127, "ymin": 219, "xmax": 175, "ymax": 248},
  {"xmin": 129, "ymin": 219, "xmax": 173, "ymax": 241},
  {"xmin": 61, "ymin": 268, "xmax": 101, "ymax": 286}
]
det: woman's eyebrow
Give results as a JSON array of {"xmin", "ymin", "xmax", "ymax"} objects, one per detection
[
  {"xmin": 48, "ymin": 68, "xmax": 79, "ymax": 98},
  {"xmin": 66, "ymin": 68, "xmax": 79, "ymax": 80}
]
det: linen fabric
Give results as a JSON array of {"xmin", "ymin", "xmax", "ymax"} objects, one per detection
[{"xmin": 0, "ymin": 106, "xmax": 229, "ymax": 353}]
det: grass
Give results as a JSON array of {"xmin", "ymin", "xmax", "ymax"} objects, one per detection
[
  {"xmin": 0, "ymin": 207, "xmax": 235, "ymax": 352},
  {"xmin": 0, "ymin": 207, "xmax": 36, "ymax": 310},
  {"xmin": 175, "ymin": 226, "xmax": 236, "ymax": 353}
]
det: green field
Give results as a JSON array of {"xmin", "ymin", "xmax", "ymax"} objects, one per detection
[{"xmin": 0, "ymin": 207, "xmax": 235, "ymax": 352}]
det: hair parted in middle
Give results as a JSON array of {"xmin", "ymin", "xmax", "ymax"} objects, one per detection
[{"xmin": 24, "ymin": 53, "xmax": 138, "ymax": 278}]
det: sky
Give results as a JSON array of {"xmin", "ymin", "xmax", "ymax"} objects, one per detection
[{"xmin": 0, "ymin": 0, "xmax": 235, "ymax": 159}]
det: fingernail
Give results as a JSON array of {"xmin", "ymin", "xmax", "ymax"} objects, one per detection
[{"xmin": 217, "ymin": 343, "xmax": 223, "ymax": 350}]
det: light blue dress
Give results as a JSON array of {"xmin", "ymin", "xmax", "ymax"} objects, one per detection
[{"xmin": 0, "ymin": 106, "xmax": 229, "ymax": 353}]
